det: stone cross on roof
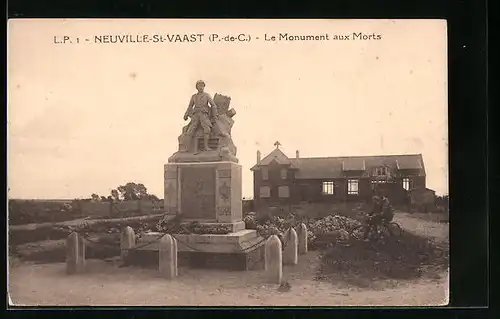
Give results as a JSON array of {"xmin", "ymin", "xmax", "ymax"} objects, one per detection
[{"xmin": 274, "ymin": 141, "xmax": 281, "ymax": 149}]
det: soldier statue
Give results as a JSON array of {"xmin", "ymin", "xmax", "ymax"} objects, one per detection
[{"xmin": 183, "ymin": 80, "xmax": 219, "ymax": 153}]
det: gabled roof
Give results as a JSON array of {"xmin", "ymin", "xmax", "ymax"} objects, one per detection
[
  {"xmin": 251, "ymin": 151, "xmax": 426, "ymax": 178},
  {"xmin": 261, "ymin": 148, "xmax": 291, "ymax": 165},
  {"xmin": 251, "ymin": 148, "xmax": 297, "ymax": 170}
]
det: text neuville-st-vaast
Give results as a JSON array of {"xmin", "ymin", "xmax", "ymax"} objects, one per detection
[
  {"xmin": 87, "ymin": 33, "xmax": 382, "ymax": 43},
  {"xmin": 54, "ymin": 32, "xmax": 382, "ymax": 44}
]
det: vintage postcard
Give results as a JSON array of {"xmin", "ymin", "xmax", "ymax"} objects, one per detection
[{"xmin": 7, "ymin": 19, "xmax": 449, "ymax": 306}]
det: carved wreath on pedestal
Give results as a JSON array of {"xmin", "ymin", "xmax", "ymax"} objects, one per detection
[
  {"xmin": 219, "ymin": 182, "xmax": 231, "ymax": 202},
  {"xmin": 218, "ymin": 207, "xmax": 232, "ymax": 216}
]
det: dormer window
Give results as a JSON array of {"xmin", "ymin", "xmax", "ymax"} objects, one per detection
[{"xmin": 374, "ymin": 166, "xmax": 389, "ymax": 176}]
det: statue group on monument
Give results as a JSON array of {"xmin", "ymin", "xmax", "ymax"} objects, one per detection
[
  {"xmin": 183, "ymin": 80, "xmax": 218, "ymax": 153},
  {"xmin": 174, "ymin": 80, "xmax": 238, "ymax": 161}
]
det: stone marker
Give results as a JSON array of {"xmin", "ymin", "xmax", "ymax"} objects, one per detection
[
  {"xmin": 298, "ymin": 223, "xmax": 308, "ymax": 255},
  {"xmin": 79, "ymin": 233, "xmax": 86, "ymax": 263},
  {"xmin": 66, "ymin": 232, "xmax": 85, "ymax": 274},
  {"xmin": 159, "ymin": 234, "xmax": 177, "ymax": 279},
  {"xmin": 120, "ymin": 226, "xmax": 136, "ymax": 261},
  {"xmin": 283, "ymin": 228, "xmax": 298, "ymax": 265},
  {"xmin": 264, "ymin": 239, "xmax": 270, "ymax": 272},
  {"xmin": 172, "ymin": 236, "xmax": 178, "ymax": 276},
  {"xmin": 265, "ymin": 235, "xmax": 282, "ymax": 284}
]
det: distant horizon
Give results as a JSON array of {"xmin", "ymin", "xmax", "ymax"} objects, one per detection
[
  {"xmin": 7, "ymin": 197, "xmax": 259, "ymax": 200},
  {"xmin": 8, "ymin": 149, "xmax": 449, "ymax": 199}
]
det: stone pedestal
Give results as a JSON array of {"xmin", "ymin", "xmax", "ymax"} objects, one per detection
[
  {"xmin": 164, "ymin": 161, "xmax": 242, "ymax": 224},
  {"xmin": 154, "ymin": 131, "xmax": 259, "ymax": 271}
]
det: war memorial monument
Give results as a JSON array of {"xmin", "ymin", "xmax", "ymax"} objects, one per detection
[{"xmin": 135, "ymin": 80, "xmax": 265, "ymax": 270}]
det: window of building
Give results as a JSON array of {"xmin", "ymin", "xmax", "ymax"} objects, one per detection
[
  {"xmin": 347, "ymin": 179, "xmax": 359, "ymax": 195},
  {"xmin": 371, "ymin": 180, "xmax": 388, "ymax": 189},
  {"xmin": 259, "ymin": 186, "xmax": 270, "ymax": 198},
  {"xmin": 278, "ymin": 186, "xmax": 290, "ymax": 198},
  {"xmin": 371, "ymin": 180, "xmax": 387, "ymax": 185},
  {"xmin": 322, "ymin": 181, "xmax": 335, "ymax": 195},
  {"xmin": 402, "ymin": 177, "xmax": 412, "ymax": 191},
  {"xmin": 280, "ymin": 168, "xmax": 287, "ymax": 180},
  {"xmin": 261, "ymin": 168, "xmax": 269, "ymax": 180},
  {"xmin": 374, "ymin": 166, "xmax": 389, "ymax": 176}
]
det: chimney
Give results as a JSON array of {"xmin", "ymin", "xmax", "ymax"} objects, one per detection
[
  {"xmin": 257, "ymin": 150, "xmax": 261, "ymax": 164},
  {"xmin": 296, "ymin": 150, "xmax": 300, "ymax": 159}
]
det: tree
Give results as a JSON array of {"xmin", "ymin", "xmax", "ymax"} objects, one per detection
[
  {"xmin": 111, "ymin": 189, "xmax": 120, "ymax": 201},
  {"xmin": 148, "ymin": 194, "xmax": 160, "ymax": 201},
  {"xmin": 89, "ymin": 182, "xmax": 159, "ymax": 202},
  {"xmin": 117, "ymin": 182, "xmax": 149, "ymax": 201}
]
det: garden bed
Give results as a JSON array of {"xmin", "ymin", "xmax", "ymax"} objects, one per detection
[{"xmin": 316, "ymin": 231, "xmax": 449, "ymax": 287}]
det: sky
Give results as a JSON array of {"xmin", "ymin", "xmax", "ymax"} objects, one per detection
[{"xmin": 7, "ymin": 19, "xmax": 448, "ymax": 199}]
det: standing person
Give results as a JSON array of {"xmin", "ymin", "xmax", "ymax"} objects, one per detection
[{"xmin": 183, "ymin": 80, "xmax": 219, "ymax": 153}]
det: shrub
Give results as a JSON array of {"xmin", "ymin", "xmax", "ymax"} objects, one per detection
[
  {"xmin": 307, "ymin": 215, "xmax": 361, "ymax": 249},
  {"xmin": 244, "ymin": 210, "xmax": 361, "ymax": 249}
]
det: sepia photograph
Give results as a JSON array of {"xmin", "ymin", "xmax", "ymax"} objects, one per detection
[{"xmin": 7, "ymin": 19, "xmax": 449, "ymax": 306}]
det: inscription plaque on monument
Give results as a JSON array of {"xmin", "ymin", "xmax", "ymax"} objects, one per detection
[{"xmin": 181, "ymin": 166, "xmax": 216, "ymax": 219}]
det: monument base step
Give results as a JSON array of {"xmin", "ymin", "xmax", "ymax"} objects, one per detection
[
  {"xmin": 130, "ymin": 229, "xmax": 266, "ymax": 271},
  {"xmin": 127, "ymin": 248, "xmax": 265, "ymax": 271}
]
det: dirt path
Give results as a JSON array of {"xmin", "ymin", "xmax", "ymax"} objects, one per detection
[
  {"xmin": 394, "ymin": 212, "xmax": 449, "ymax": 243},
  {"xmin": 9, "ymin": 252, "xmax": 448, "ymax": 307}
]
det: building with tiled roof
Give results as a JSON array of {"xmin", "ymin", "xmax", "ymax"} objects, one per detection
[{"xmin": 251, "ymin": 143, "xmax": 426, "ymax": 206}]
